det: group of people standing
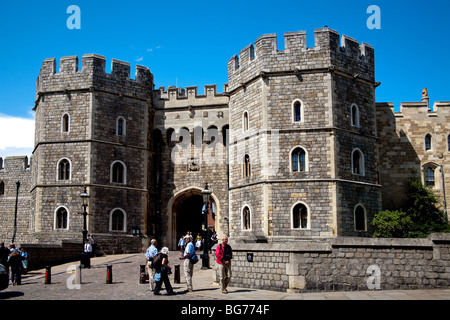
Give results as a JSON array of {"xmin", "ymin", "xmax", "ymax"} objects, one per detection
[
  {"xmin": 145, "ymin": 233, "xmax": 232, "ymax": 295},
  {"xmin": 0, "ymin": 242, "xmax": 28, "ymax": 286}
]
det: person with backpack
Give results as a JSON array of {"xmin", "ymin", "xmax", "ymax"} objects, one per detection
[
  {"xmin": 215, "ymin": 236, "xmax": 233, "ymax": 294},
  {"xmin": 152, "ymin": 247, "xmax": 175, "ymax": 295},
  {"xmin": 180, "ymin": 235, "xmax": 197, "ymax": 293}
]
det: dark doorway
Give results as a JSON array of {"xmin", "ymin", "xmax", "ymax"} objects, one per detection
[{"xmin": 176, "ymin": 195, "xmax": 204, "ymax": 238}]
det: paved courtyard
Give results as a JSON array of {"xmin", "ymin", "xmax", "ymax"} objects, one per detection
[{"xmin": 1, "ymin": 251, "xmax": 449, "ymax": 301}]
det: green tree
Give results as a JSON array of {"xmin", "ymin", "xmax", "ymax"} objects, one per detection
[{"xmin": 372, "ymin": 179, "xmax": 450, "ymax": 238}]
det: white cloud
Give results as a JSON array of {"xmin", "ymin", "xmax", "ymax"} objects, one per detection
[
  {"xmin": 0, "ymin": 113, "xmax": 34, "ymax": 158},
  {"xmin": 136, "ymin": 56, "xmax": 144, "ymax": 62}
]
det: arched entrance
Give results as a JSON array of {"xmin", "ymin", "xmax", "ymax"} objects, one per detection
[{"xmin": 167, "ymin": 187, "xmax": 219, "ymax": 249}]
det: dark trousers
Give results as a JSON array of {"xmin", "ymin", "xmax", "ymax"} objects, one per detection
[{"xmin": 153, "ymin": 270, "xmax": 173, "ymax": 294}]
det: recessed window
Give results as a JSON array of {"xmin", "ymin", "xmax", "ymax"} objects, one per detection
[
  {"xmin": 0, "ymin": 181, "xmax": 5, "ymax": 196},
  {"xmin": 243, "ymin": 154, "xmax": 251, "ymax": 178},
  {"xmin": 292, "ymin": 202, "xmax": 309, "ymax": 229},
  {"xmin": 291, "ymin": 147, "xmax": 307, "ymax": 172},
  {"xmin": 57, "ymin": 158, "xmax": 71, "ymax": 181},
  {"xmin": 292, "ymin": 99, "xmax": 304, "ymax": 123},
  {"xmin": 242, "ymin": 206, "xmax": 251, "ymax": 230},
  {"xmin": 352, "ymin": 148, "xmax": 365, "ymax": 176},
  {"xmin": 425, "ymin": 167, "xmax": 435, "ymax": 187},
  {"xmin": 55, "ymin": 207, "xmax": 68, "ymax": 230},
  {"xmin": 425, "ymin": 134, "xmax": 432, "ymax": 151},
  {"xmin": 61, "ymin": 113, "xmax": 70, "ymax": 133},
  {"xmin": 111, "ymin": 160, "xmax": 126, "ymax": 184},
  {"xmin": 354, "ymin": 204, "xmax": 366, "ymax": 231},
  {"xmin": 117, "ymin": 117, "xmax": 126, "ymax": 136},
  {"xmin": 243, "ymin": 111, "xmax": 249, "ymax": 131},
  {"xmin": 351, "ymin": 104, "xmax": 360, "ymax": 128},
  {"xmin": 110, "ymin": 208, "xmax": 126, "ymax": 232}
]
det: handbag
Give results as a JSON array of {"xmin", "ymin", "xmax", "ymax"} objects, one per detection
[{"xmin": 189, "ymin": 255, "xmax": 199, "ymax": 264}]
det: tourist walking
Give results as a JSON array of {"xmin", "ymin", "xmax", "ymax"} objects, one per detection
[
  {"xmin": 215, "ymin": 236, "xmax": 233, "ymax": 294},
  {"xmin": 145, "ymin": 239, "xmax": 158, "ymax": 290},
  {"xmin": 20, "ymin": 247, "xmax": 28, "ymax": 274},
  {"xmin": 153, "ymin": 247, "xmax": 175, "ymax": 295},
  {"xmin": 8, "ymin": 250, "xmax": 22, "ymax": 285},
  {"xmin": 181, "ymin": 235, "xmax": 197, "ymax": 292}
]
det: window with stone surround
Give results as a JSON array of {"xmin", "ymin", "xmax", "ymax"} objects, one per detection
[
  {"xmin": 354, "ymin": 204, "xmax": 366, "ymax": 231},
  {"xmin": 425, "ymin": 134, "xmax": 432, "ymax": 151},
  {"xmin": 243, "ymin": 111, "xmax": 249, "ymax": 131},
  {"xmin": 292, "ymin": 202, "xmax": 309, "ymax": 229},
  {"xmin": 57, "ymin": 158, "xmax": 71, "ymax": 181},
  {"xmin": 291, "ymin": 147, "xmax": 307, "ymax": 172},
  {"xmin": 243, "ymin": 154, "xmax": 251, "ymax": 178},
  {"xmin": 425, "ymin": 166, "xmax": 435, "ymax": 187},
  {"xmin": 55, "ymin": 207, "xmax": 68, "ymax": 230},
  {"xmin": 292, "ymin": 99, "xmax": 304, "ymax": 123},
  {"xmin": 351, "ymin": 103, "xmax": 360, "ymax": 128},
  {"xmin": 110, "ymin": 208, "xmax": 126, "ymax": 232},
  {"xmin": 351, "ymin": 148, "xmax": 365, "ymax": 176},
  {"xmin": 0, "ymin": 181, "xmax": 4, "ymax": 196},
  {"xmin": 242, "ymin": 206, "xmax": 251, "ymax": 230},
  {"xmin": 111, "ymin": 160, "xmax": 126, "ymax": 184},
  {"xmin": 61, "ymin": 113, "xmax": 70, "ymax": 133},
  {"xmin": 116, "ymin": 116, "xmax": 126, "ymax": 136}
]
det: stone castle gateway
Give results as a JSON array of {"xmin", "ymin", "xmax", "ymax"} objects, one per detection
[{"xmin": 1, "ymin": 28, "xmax": 449, "ymax": 257}]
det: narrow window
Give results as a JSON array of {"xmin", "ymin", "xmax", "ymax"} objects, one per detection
[
  {"xmin": 58, "ymin": 159, "xmax": 71, "ymax": 180},
  {"xmin": 293, "ymin": 203, "xmax": 308, "ymax": 229},
  {"xmin": 62, "ymin": 114, "xmax": 70, "ymax": 133},
  {"xmin": 292, "ymin": 148, "xmax": 306, "ymax": 172},
  {"xmin": 0, "ymin": 181, "xmax": 4, "ymax": 196},
  {"xmin": 112, "ymin": 161, "xmax": 125, "ymax": 184},
  {"xmin": 352, "ymin": 149, "xmax": 364, "ymax": 175},
  {"xmin": 448, "ymin": 134, "xmax": 450, "ymax": 152},
  {"xmin": 55, "ymin": 207, "xmax": 68, "ymax": 229},
  {"xmin": 425, "ymin": 134, "xmax": 432, "ymax": 151},
  {"xmin": 351, "ymin": 104, "xmax": 360, "ymax": 127},
  {"xmin": 111, "ymin": 209, "xmax": 125, "ymax": 231},
  {"xmin": 117, "ymin": 117, "xmax": 126, "ymax": 136},
  {"xmin": 425, "ymin": 167, "xmax": 435, "ymax": 187},
  {"xmin": 242, "ymin": 206, "xmax": 251, "ymax": 230},
  {"xmin": 243, "ymin": 111, "xmax": 249, "ymax": 131},
  {"xmin": 354, "ymin": 205, "xmax": 366, "ymax": 231},
  {"xmin": 294, "ymin": 101, "xmax": 301, "ymax": 122},
  {"xmin": 243, "ymin": 154, "xmax": 251, "ymax": 178}
]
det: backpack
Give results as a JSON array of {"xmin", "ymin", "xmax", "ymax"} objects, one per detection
[{"xmin": 151, "ymin": 253, "xmax": 162, "ymax": 270}]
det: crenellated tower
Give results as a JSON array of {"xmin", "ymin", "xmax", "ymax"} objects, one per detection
[
  {"xmin": 227, "ymin": 28, "xmax": 380, "ymax": 241},
  {"xmin": 33, "ymin": 54, "xmax": 154, "ymax": 251}
]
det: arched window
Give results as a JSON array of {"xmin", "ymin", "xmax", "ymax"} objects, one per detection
[
  {"xmin": 55, "ymin": 207, "xmax": 68, "ymax": 230},
  {"xmin": 354, "ymin": 204, "xmax": 366, "ymax": 231},
  {"xmin": 292, "ymin": 147, "xmax": 307, "ymax": 172},
  {"xmin": 351, "ymin": 104, "xmax": 360, "ymax": 127},
  {"xmin": 111, "ymin": 161, "xmax": 126, "ymax": 184},
  {"xmin": 292, "ymin": 203, "xmax": 308, "ymax": 229},
  {"xmin": 242, "ymin": 206, "xmax": 251, "ymax": 230},
  {"xmin": 61, "ymin": 113, "xmax": 70, "ymax": 133},
  {"xmin": 425, "ymin": 134, "xmax": 432, "ymax": 151},
  {"xmin": 110, "ymin": 208, "xmax": 126, "ymax": 231},
  {"xmin": 425, "ymin": 167, "xmax": 435, "ymax": 187},
  {"xmin": 243, "ymin": 154, "xmax": 251, "ymax": 178},
  {"xmin": 0, "ymin": 181, "xmax": 4, "ymax": 196},
  {"xmin": 292, "ymin": 99, "xmax": 304, "ymax": 123},
  {"xmin": 352, "ymin": 149, "xmax": 365, "ymax": 176},
  {"xmin": 243, "ymin": 111, "xmax": 249, "ymax": 131},
  {"xmin": 448, "ymin": 134, "xmax": 450, "ymax": 152},
  {"xmin": 117, "ymin": 117, "xmax": 126, "ymax": 136},
  {"xmin": 58, "ymin": 158, "xmax": 71, "ymax": 181}
]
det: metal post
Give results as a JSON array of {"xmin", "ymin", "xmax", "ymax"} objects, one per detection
[
  {"xmin": 106, "ymin": 265, "xmax": 112, "ymax": 284},
  {"xmin": 12, "ymin": 181, "xmax": 20, "ymax": 244},
  {"xmin": 174, "ymin": 264, "xmax": 180, "ymax": 283},
  {"xmin": 44, "ymin": 266, "xmax": 51, "ymax": 284}
]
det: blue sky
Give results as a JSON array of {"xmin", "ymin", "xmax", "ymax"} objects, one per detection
[{"xmin": 0, "ymin": 0, "xmax": 449, "ymax": 158}]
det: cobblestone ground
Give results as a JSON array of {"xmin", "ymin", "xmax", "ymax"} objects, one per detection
[{"xmin": 0, "ymin": 252, "xmax": 215, "ymax": 300}]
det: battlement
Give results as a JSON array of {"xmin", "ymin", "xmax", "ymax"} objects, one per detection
[
  {"xmin": 152, "ymin": 84, "xmax": 229, "ymax": 109},
  {"xmin": 36, "ymin": 55, "xmax": 153, "ymax": 101},
  {"xmin": 0, "ymin": 156, "xmax": 30, "ymax": 172},
  {"xmin": 228, "ymin": 27, "xmax": 374, "ymax": 91}
]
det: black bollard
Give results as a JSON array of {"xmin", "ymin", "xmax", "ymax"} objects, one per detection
[
  {"xmin": 44, "ymin": 266, "xmax": 51, "ymax": 284},
  {"xmin": 174, "ymin": 264, "xmax": 180, "ymax": 284},
  {"xmin": 106, "ymin": 265, "xmax": 112, "ymax": 284},
  {"xmin": 139, "ymin": 265, "xmax": 146, "ymax": 284}
]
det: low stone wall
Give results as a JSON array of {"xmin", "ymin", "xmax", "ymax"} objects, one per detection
[{"xmin": 228, "ymin": 233, "xmax": 450, "ymax": 292}]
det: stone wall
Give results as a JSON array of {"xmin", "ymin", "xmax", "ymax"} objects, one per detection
[{"xmin": 228, "ymin": 233, "xmax": 450, "ymax": 292}]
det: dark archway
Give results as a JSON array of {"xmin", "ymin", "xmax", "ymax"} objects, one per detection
[{"xmin": 176, "ymin": 195, "xmax": 204, "ymax": 239}]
